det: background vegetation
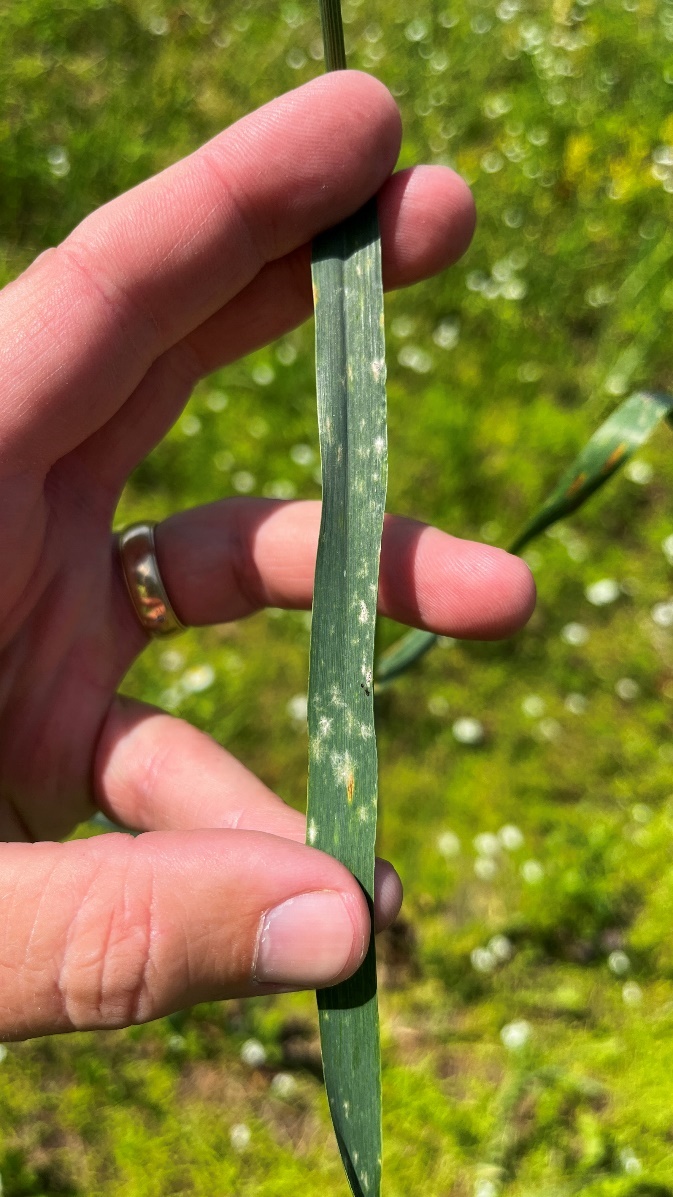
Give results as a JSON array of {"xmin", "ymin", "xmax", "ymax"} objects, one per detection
[{"xmin": 2, "ymin": 0, "xmax": 673, "ymax": 1191}]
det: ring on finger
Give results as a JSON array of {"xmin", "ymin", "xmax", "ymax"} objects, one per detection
[{"xmin": 117, "ymin": 522, "xmax": 186, "ymax": 638}]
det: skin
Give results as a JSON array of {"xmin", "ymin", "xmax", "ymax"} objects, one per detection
[{"xmin": 0, "ymin": 72, "xmax": 535, "ymax": 1041}]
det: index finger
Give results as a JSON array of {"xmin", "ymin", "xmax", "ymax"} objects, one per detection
[{"xmin": 0, "ymin": 72, "xmax": 401, "ymax": 469}]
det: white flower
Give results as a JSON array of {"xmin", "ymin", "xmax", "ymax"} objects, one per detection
[
  {"xmin": 651, "ymin": 601, "xmax": 673, "ymax": 627},
  {"xmin": 437, "ymin": 831, "xmax": 461, "ymax": 858},
  {"xmin": 230, "ymin": 1123, "xmax": 251, "ymax": 1151},
  {"xmin": 252, "ymin": 364, "xmax": 275, "ymax": 386},
  {"xmin": 398, "ymin": 345, "xmax": 433, "ymax": 374},
  {"xmin": 561, "ymin": 622, "xmax": 589, "ymax": 646},
  {"xmin": 481, "ymin": 151, "xmax": 505, "ymax": 174},
  {"xmin": 160, "ymin": 649, "xmax": 184, "ymax": 673},
  {"xmin": 615, "ymin": 677, "xmax": 639, "ymax": 701},
  {"xmin": 608, "ymin": 951, "xmax": 630, "ymax": 976},
  {"xmin": 232, "ymin": 470, "xmax": 255, "ymax": 494},
  {"xmin": 521, "ymin": 860, "xmax": 544, "ymax": 884},
  {"xmin": 453, "ymin": 717, "xmax": 485, "ymax": 745},
  {"xmin": 47, "ymin": 146, "xmax": 71, "ymax": 177},
  {"xmin": 405, "ymin": 17, "xmax": 428, "ymax": 40},
  {"xmin": 585, "ymin": 285, "xmax": 615, "ymax": 308},
  {"xmin": 502, "ymin": 278, "xmax": 527, "ymax": 301},
  {"xmin": 277, "ymin": 342, "xmax": 298, "ymax": 366},
  {"xmin": 240, "ymin": 1038, "xmax": 267, "ymax": 1067},
  {"xmin": 499, "ymin": 824, "xmax": 524, "ymax": 851},
  {"xmin": 475, "ymin": 1181, "xmax": 498, "ymax": 1197},
  {"xmin": 474, "ymin": 857, "xmax": 498, "ymax": 881},
  {"xmin": 521, "ymin": 694, "xmax": 545, "ymax": 718},
  {"xmin": 181, "ymin": 665, "xmax": 215, "ymax": 694},
  {"xmin": 500, "ymin": 1019, "xmax": 531, "ymax": 1050},
  {"xmin": 619, "ymin": 1148, "xmax": 642, "ymax": 1175},
  {"xmin": 290, "ymin": 443, "xmax": 315, "ymax": 466},
  {"xmin": 585, "ymin": 578, "xmax": 620, "ymax": 606},
  {"xmin": 537, "ymin": 717, "xmax": 562, "ymax": 742},
  {"xmin": 271, "ymin": 1072, "xmax": 297, "ymax": 1098},
  {"xmin": 390, "ymin": 315, "xmax": 415, "ymax": 338},
  {"xmin": 433, "ymin": 320, "xmax": 460, "ymax": 349},
  {"xmin": 206, "ymin": 390, "xmax": 228, "ymax": 411},
  {"xmin": 489, "ymin": 934, "xmax": 513, "ymax": 962},
  {"xmin": 287, "ymin": 694, "xmax": 308, "ymax": 723},
  {"xmin": 181, "ymin": 414, "xmax": 201, "ymax": 437},
  {"xmin": 159, "ymin": 686, "xmax": 183, "ymax": 711},
  {"xmin": 471, "ymin": 947, "xmax": 496, "ymax": 973},
  {"xmin": 631, "ymin": 803, "xmax": 652, "ymax": 824},
  {"xmin": 624, "ymin": 459, "xmax": 653, "ymax": 484},
  {"xmin": 622, "ymin": 981, "xmax": 643, "ymax": 1006},
  {"xmin": 474, "ymin": 833, "xmax": 500, "ymax": 857}
]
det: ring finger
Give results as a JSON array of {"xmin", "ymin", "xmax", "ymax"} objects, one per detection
[{"xmin": 132, "ymin": 498, "xmax": 535, "ymax": 646}]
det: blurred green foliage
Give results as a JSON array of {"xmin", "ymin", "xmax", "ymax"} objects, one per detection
[{"xmin": 3, "ymin": 0, "xmax": 673, "ymax": 1192}]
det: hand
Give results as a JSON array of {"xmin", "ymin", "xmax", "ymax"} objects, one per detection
[{"xmin": 0, "ymin": 72, "xmax": 534, "ymax": 1040}]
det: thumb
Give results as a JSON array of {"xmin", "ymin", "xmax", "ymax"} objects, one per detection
[{"xmin": 0, "ymin": 829, "xmax": 378, "ymax": 1040}]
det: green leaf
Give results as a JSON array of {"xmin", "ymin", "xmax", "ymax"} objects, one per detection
[
  {"xmin": 375, "ymin": 390, "xmax": 673, "ymax": 686},
  {"xmin": 305, "ymin": 3, "xmax": 386, "ymax": 1194}
]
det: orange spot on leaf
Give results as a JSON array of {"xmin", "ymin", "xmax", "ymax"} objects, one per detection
[
  {"xmin": 566, "ymin": 472, "xmax": 587, "ymax": 497},
  {"xmin": 602, "ymin": 442, "xmax": 628, "ymax": 473},
  {"xmin": 347, "ymin": 774, "xmax": 355, "ymax": 804}
]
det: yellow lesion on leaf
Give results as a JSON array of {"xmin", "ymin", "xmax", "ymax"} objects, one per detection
[
  {"xmin": 602, "ymin": 441, "xmax": 628, "ymax": 473},
  {"xmin": 347, "ymin": 773, "xmax": 355, "ymax": 804},
  {"xmin": 566, "ymin": 471, "xmax": 587, "ymax": 497}
]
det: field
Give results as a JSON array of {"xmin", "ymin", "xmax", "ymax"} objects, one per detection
[{"xmin": 2, "ymin": 0, "xmax": 673, "ymax": 1192}]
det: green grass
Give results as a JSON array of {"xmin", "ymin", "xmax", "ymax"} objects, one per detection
[{"xmin": 3, "ymin": 0, "xmax": 673, "ymax": 1192}]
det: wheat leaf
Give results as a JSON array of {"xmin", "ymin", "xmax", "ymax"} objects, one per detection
[
  {"xmin": 375, "ymin": 390, "xmax": 673, "ymax": 685},
  {"xmin": 304, "ymin": 2, "xmax": 387, "ymax": 1194}
]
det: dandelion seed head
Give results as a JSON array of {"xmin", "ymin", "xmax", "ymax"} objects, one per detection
[
  {"xmin": 241, "ymin": 1039, "xmax": 266, "ymax": 1067},
  {"xmin": 500, "ymin": 1019, "xmax": 531, "ymax": 1050}
]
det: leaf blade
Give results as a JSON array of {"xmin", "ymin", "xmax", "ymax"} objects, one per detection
[{"xmin": 307, "ymin": 202, "xmax": 386, "ymax": 1195}]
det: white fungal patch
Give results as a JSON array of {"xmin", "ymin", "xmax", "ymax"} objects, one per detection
[
  {"xmin": 359, "ymin": 600, "xmax": 369, "ymax": 623},
  {"xmin": 358, "ymin": 805, "xmax": 369, "ymax": 821},
  {"xmin": 308, "ymin": 819, "xmax": 318, "ymax": 845},
  {"xmin": 373, "ymin": 435, "xmax": 386, "ymax": 455},
  {"xmin": 371, "ymin": 359, "xmax": 386, "ymax": 383},
  {"xmin": 330, "ymin": 751, "xmax": 354, "ymax": 785},
  {"xmin": 318, "ymin": 716, "xmax": 332, "ymax": 738},
  {"xmin": 360, "ymin": 723, "xmax": 373, "ymax": 739}
]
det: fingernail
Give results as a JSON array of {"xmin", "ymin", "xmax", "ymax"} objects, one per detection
[{"xmin": 254, "ymin": 891, "xmax": 364, "ymax": 987}]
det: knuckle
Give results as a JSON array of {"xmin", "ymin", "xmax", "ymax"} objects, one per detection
[{"xmin": 58, "ymin": 852, "xmax": 157, "ymax": 1030}]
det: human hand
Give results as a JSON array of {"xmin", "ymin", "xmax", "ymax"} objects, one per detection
[{"xmin": 0, "ymin": 72, "xmax": 534, "ymax": 1039}]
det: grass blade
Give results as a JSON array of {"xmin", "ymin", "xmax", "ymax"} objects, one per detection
[
  {"xmin": 376, "ymin": 390, "xmax": 673, "ymax": 685},
  {"xmin": 305, "ymin": 2, "xmax": 386, "ymax": 1194}
]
